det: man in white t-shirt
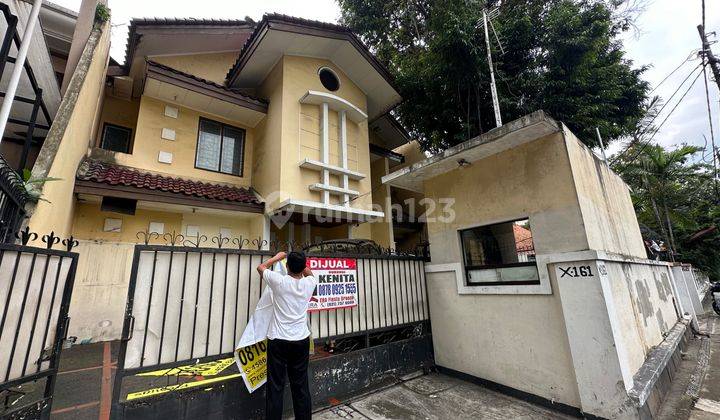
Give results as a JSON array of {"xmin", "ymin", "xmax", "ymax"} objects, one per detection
[{"xmin": 256, "ymin": 251, "xmax": 317, "ymax": 420}]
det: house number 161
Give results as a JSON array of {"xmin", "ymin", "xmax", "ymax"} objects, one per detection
[{"xmin": 559, "ymin": 265, "xmax": 594, "ymax": 278}]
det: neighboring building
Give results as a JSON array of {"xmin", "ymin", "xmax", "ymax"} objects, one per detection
[{"xmin": 0, "ymin": 0, "xmax": 79, "ymax": 171}]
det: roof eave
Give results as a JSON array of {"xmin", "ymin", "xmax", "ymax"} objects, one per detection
[
  {"xmin": 123, "ymin": 18, "xmax": 255, "ymax": 69},
  {"xmin": 225, "ymin": 15, "xmax": 400, "ymax": 99},
  {"xmin": 74, "ymin": 180, "xmax": 265, "ymax": 214},
  {"xmin": 145, "ymin": 60, "xmax": 268, "ymax": 113}
]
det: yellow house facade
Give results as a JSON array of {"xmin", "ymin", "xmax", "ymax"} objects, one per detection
[
  {"xmin": 70, "ymin": 15, "xmax": 415, "ymax": 248},
  {"xmin": 28, "ymin": 14, "xmax": 421, "ymax": 341}
]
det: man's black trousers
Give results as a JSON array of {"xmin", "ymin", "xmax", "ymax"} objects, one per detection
[{"xmin": 265, "ymin": 337, "xmax": 311, "ymax": 420}]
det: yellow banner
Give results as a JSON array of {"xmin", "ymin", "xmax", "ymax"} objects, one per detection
[
  {"xmin": 136, "ymin": 357, "xmax": 236, "ymax": 377},
  {"xmin": 126, "ymin": 373, "xmax": 241, "ymax": 400},
  {"xmin": 234, "ymin": 338, "xmax": 314, "ymax": 393},
  {"xmin": 235, "ymin": 340, "xmax": 268, "ymax": 393},
  {"xmin": 126, "ymin": 357, "xmax": 238, "ymax": 401}
]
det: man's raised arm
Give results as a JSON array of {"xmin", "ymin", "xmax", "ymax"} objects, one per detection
[{"xmin": 256, "ymin": 251, "xmax": 287, "ymax": 277}]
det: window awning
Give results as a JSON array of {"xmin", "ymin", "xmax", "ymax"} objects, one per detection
[
  {"xmin": 74, "ymin": 159, "xmax": 264, "ymax": 213},
  {"xmin": 143, "ymin": 61, "xmax": 268, "ymax": 127},
  {"xmin": 271, "ymin": 199, "xmax": 384, "ymax": 224}
]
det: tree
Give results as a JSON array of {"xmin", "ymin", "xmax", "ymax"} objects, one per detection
[
  {"xmin": 613, "ymin": 144, "xmax": 720, "ymax": 279},
  {"xmin": 338, "ymin": 0, "xmax": 650, "ymax": 152}
]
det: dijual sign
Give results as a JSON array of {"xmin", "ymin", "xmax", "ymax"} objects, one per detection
[{"xmin": 308, "ymin": 257, "xmax": 358, "ymax": 311}]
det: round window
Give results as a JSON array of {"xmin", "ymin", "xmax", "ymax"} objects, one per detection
[{"xmin": 318, "ymin": 67, "xmax": 340, "ymax": 91}]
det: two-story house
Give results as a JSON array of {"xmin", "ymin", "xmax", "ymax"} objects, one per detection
[
  {"xmin": 73, "ymin": 14, "xmax": 414, "ymax": 249},
  {"xmin": 29, "ymin": 14, "xmax": 423, "ymax": 341}
]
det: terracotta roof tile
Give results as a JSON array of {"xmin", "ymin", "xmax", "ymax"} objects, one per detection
[
  {"xmin": 76, "ymin": 159, "xmax": 261, "ymax": 205},
  {"xmin": 513, "ymin": 224, "xmax": 535, "ymax": 253}
]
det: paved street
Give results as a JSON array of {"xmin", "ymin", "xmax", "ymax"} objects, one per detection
[
  {"xmin": 656, "ymin": 304, "xmax": 720, "ymax": 420},
  {"xmin": 687, "ymin": 312, "xmax": 720, "ymax": 419}
]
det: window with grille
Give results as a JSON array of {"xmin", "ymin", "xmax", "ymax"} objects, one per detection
[{"xmin": 100, "ymin": 123, "xmax": 133, "ymax": 154}]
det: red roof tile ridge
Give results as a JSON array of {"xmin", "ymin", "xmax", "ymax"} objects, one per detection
[{"xmin": 77, "ymin": 159, "xmax": 261, "ymax": 204}]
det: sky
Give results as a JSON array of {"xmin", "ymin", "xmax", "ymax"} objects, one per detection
[{"xmin": 51, "ymin": 0, "xmax": 720, "ymax": 159}]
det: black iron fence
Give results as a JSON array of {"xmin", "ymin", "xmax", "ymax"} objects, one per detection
[
  {"xmin": 111, "ymin": 232, "xmax": 430, "ymax": 411},
  {"xmin": 0, "ymin": 228, "xmax": 79, "ymax": 419},
  {"xmin": 0, "ymin": 154, "xmax": 27, "ymax": 243}
]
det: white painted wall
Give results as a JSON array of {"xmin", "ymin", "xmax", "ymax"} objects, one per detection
[
  {"xmin": 553, "ymin": 256, "xmax": 681, "ymax": 419},
  {"xmin": 562, "ymin": 127, "xmax": 646, "ymax": 258},
  {"xmin": 67, "ymin": 240, "xmax": 135, "ymax": 343},
  {"xmin": 3, "ymin": 0, "xmax": 62, "ymax": 119},
  {"xmin": 418, "ymin": 121, "xmax": 683, "ymax": 416},
  {"xmin": 426, "ymin": 269, "xmax": 581, "ymax": 406},
  {"xmin": 602, "ymin": 260, "xmax": 678, "ymax": 378},
  {"xmin": 670, "ymin": 265, "xmax": 699, "ymax": 325}
]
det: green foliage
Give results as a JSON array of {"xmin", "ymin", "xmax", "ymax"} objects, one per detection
[
  {"xmin": 613, "ymin": 144, "xmax": 720, "ymax": 280},
  {"xmin": 21, "ymin": 169, "xmax": 60, "ymax": 203},
  {"xmin": 338, "ymin": 0, "xmax": 649, "ymax": 152},
  {"xmin": 95, "ymin": 3, "xmax": 110, "ymax": 24}
]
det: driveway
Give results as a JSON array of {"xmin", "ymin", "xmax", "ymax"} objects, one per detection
[{"xmin": 313, "ymin": 372, "xmax": 575, "ymax": 420}]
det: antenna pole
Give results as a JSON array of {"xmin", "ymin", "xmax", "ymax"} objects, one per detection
[
  {"xmin": 483, "ymin": 9, "xmax": 502, "ymax": 127},
  {"xmin": 595, "ymin": 127, "xmax": 608, "ymax": 162}
]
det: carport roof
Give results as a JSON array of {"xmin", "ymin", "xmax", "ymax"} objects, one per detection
[{"xmin": 381, "ymin": 111, "xmax": 562, "ymax": 192}]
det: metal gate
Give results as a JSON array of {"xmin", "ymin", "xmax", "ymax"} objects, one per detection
[
  {"xmin": 0, "ymin": 229, "xmax": 79, "ymax": 419},
  {"xmin": 111, "ymin": 234, "xmax": 430, "ymax": 418}
]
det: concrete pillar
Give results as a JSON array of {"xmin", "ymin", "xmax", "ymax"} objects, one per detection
[
  {"xmin": 679, "ymin": 265, "xmax": 704, "ymax": 316},
  {"xmin": 670, "ymin": 265, "xmax": 699, "ymax": 326},
  {"xmin": 554, "ymin": 260, "xmax": 633, "ymax": 418},
  {"xmin": 61, "ymin": 0, "xmax": 105, "ymax": 94},
  {"xmin": 262, "ymin": 215, "xmax": 271, "ymax": 250}
]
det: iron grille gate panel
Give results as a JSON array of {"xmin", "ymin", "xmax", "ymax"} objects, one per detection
[
  {"xmin": 0, "ymin": 156, "xmax": 27, "ymax": 243},
  {"xmin": 112, "ymin": 244, "xmax": 430, "ymax": 413},
  {"xmin": 0, "ymin": 242, "xmax": 79, "ymax": 419}
]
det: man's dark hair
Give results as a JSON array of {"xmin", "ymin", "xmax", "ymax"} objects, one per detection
[{"xmin": 286, "ymin": 251, "xmax": 306, "ymax": 274}]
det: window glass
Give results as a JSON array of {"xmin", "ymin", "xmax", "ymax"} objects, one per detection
[
  {"xmin": 195, "ymin": 119, "xmax": 245, "ymax": 176},
  {"xmin": 220, "ymin": 126, "xmax": 245, "ymax": 175},
  {"xmin": 101, "ymin": 124, "xmax": 132, "ymax": 153},
  {"xmin": 196, "ymin": 119, "xmax": 222, "ymax": 171},
  {"xmin": 318, "ymin": 68, "xmax": 340, "ymax": 91},
  {"xmin": 460, "ymin": 219, "xmax": 539, "ymax": 286}
]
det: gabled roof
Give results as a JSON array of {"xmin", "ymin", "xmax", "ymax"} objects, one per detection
[
  {"xmin": 124, "ymin": 17, "xmax": 255, "ymax": 68},
  {"xmin": 226, "ymin": 14, "xmax": 394, "ymax": 86},
  {"xmin": 75, "ymin": 159, "xmax": 263, "ymax": 212},
  {"xmin": 225, "ymin": 13, "xmax": 401, "ymax": 119}
]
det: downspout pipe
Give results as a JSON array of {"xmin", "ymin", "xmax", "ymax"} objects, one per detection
[{"xmin": 0, "ymin": 0, "xmax": 43, "ymax": 146}]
